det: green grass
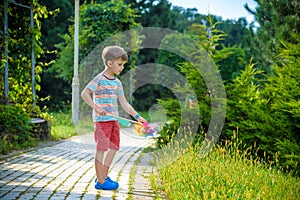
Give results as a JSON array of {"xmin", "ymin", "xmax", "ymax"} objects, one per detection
[
  {"xmin": 50, "ymin": 111, "xmax": 95, "ymax": 139},
  {"xmin": 156, "ymin": 134, "xmax": 300, "ymax": 200},
  {"xmin": 49, "ymin": 112, "xmax": 78, "ymax": 139}
]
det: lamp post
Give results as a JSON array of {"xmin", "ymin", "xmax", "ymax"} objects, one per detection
[
  {"xmin": 72, "ymin": 0, "xmax": 80, "ymax": 124},
  {"xmin": 4, "ymin": 0, "xmax": 9, "ymax": 104},
  {"xmin": 3, "ymin": 0, "xmax": 35, "ymax": 107}
]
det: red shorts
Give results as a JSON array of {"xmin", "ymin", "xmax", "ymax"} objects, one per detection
[{"xmin": 94, "ymin": 121, "xmax": 120, "ymax": 151}]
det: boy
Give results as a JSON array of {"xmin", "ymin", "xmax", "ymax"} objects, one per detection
[{"xmin": 81, "ymin": 46, "xmax": 146, "ymax": 190}]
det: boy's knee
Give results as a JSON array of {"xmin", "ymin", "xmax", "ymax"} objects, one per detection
[{"xmin": 95, "ymin": 150, "xmax": 104, "ymax": 161}]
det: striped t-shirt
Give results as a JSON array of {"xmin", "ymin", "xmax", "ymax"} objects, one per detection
[{"xmin": 87, "ymin": 73, "xmax": 124, "ymax": 122}]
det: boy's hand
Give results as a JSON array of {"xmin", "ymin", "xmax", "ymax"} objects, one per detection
[
  {"xmin": 94, "ymin": 105, "xmax": 106, "ymax": 115},
  {"xmin": 137, "ymin": 116, "xmax": 147, "ymax": 124}
]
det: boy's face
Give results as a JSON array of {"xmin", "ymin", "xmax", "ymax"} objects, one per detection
[{"xmin": 108, "ymin": 58, "xmax": 126, "ymax": 75}]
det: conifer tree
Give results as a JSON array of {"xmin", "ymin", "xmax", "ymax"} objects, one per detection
[{"xmin": 245, "ymin": 0, "xmax": 300, "ymax": 71}]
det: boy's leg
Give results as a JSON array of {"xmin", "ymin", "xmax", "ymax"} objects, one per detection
[
  {"xmin": 103, "ymin": 121, "xmax": 120, "ymax": 178},
  {"xmin": 94, "ymin": 121, "xmax": 119, "ymax": 184},
  {"xmin": 94, "ymin": 122, "xmax": 112, "ymax": 183},
  {"xmin": 102, "ymin": 149, "xmax": 117, "ymax": 178},
  {"xmin": 95, "ymin": 150, "xmax": 106, "ymax": 183}
]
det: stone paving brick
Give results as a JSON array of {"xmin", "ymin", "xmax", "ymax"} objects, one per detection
[
  {"xmin": 0, "ymin": 126, "xmax": 164, "ymax": 200},
  {"xmin": 131, "ymin": 153, "xmax": 158, "ymax": 200}
]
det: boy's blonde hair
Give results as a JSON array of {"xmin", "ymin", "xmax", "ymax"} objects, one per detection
[{"xmin": 102, "ymin": 46, "xmax": 128, "ymax": 66}]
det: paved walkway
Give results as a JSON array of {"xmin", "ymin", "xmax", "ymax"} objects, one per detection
[{"xmin": 0, "ymin": 126, "xmax": 165, "ymax": 200}]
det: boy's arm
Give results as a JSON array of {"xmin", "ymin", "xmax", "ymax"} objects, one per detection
[
  {"xmin": 81, "ymin": 87, "xmax": 106, "ymax": 115},
  {"xmin": 118, "ymin": 95, "xmax": 147, "ymax": 123}
]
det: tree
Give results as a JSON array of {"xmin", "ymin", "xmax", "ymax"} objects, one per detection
[
  {"xmin": 37, "ymin": 0, "xmax": 73, "ymax": 110},
  {"xmin": 214, "ymin": 18, "xmax": 255, "ymax": 81},
  {"xmin": 225, "ymin": 34, "xmax": 300, "ymax": 175},
  {"xmin": 262, "ymin": 35, "xmax": 300, "ymax": 174},
  {"xmin": 48, "ymin": 1, "xmax": 140, "ymax": 109},
  {"xmin": 245, "ymin": 0, "xmax": 300, "ymax": 71},
  {"xmin": 124, "ymin": 0, "xmax": 176, "ymax": 29},
  {"xmin": 41, "ymin": 0, "xmax": 258, "ymax": 111},
  {"xmin": 156, "ymin": 16, "xmax": 228, "ymax": 146}
]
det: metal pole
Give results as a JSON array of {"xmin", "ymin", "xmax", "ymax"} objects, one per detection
[
  {"xmin": 129, "ymin": 55, "xmax": 133, "ymax": 105},
  {"xmin": 72, "ymin": 0, "xmax": 80, "ymax": 124},
  {"xmin": 30, "ymin": 6, "xmax": 36, "ymax": 108},
  {"xmin": 4, "ymin": 0, "xmax": 9, "ymax": 105}
]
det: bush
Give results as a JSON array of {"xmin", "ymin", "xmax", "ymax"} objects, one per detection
[
  {"xmin": 225, "ymin": 37, "xmax": 300, "ymax": 175},
  {"xmin": 156, "ymin": 97, "xmax": 205, "ymax": 148},
  {"xmin": 0, "ymin": 105, "xmax": 36, "ymax": 154}
]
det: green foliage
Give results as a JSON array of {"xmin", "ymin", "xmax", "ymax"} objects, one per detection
[
  {"xmin": 216, "ymin": 18, "xmax": 256, "ymax": 80},
  {"xmin": 51, "ymin": 1, "xmax": 139, "ymax": 82},
  {"xmin": 0, "ymin": 105, "xmax": 36, "ymax": 154},
  {"xmin": 217, "ymin": 45, "xmax": 247, "ymax": 80},
  {"xmin": 245, "ymin": 0, "xmax": 300, "ymax": 71},
  {"xmin": 262, "ymin": 35, "xmax": 300, "ymax": 174},
  {"xmin": 217, "ymin": 18, "xmax": 252, "ymax": 48},
  {"xmin": 46, "ymin": 1, "xmax": 140, "ymax": 110},
  {"xmin": 181, "ymin": 18, "xmax": 249, "ymax": 82},
  {"xmin": 225, "ymin": 62, "xmax": 265, "ymax": 142},
  {"xmin": 37, "ymin": 0, "xmax": 74, "ymax": 110},
  {"xmin": 155, "ymin": 98, "xmax": 181, "ymax": 147},
  {"xmin": 0, "ymin": 1, "xmax": 53, "ymax": 153},
  {"xmin": 125, "ymin": 0, "xmax": 176, "ymax": 28},
  {"xmin": 154, "ymin": 6, "xmax": 299, "ymax": 175},
  {"xmin": 36, "ymin": 0, "xmax": 259, "ymax": 111},
  {"xmin": 225, "ymin": 35, "xmax": 300, "ymax": 175},
  {"xmin": 156, "ymin": 17, "xmax": 228, "ymax": 147},
  {"xmin": 0, "ymin": 0, "xmax": 51, "ymax": 111},
  {"xmin": 158, "ymin": 135, "xmax": 300, "ymax": 200}
]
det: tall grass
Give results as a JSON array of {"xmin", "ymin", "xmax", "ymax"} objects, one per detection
[{"xmin": 157, "ymin": 132, "xmax": 300, "ymax": 200}]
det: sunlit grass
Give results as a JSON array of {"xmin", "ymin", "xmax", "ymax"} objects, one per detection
[
  {"xmin": 49, "ymin": 112, "xmax": 77, "ymax": 139},
  {"xmin": 157, "ymin": 132, "xmax": 300, "ymax": 200}
]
